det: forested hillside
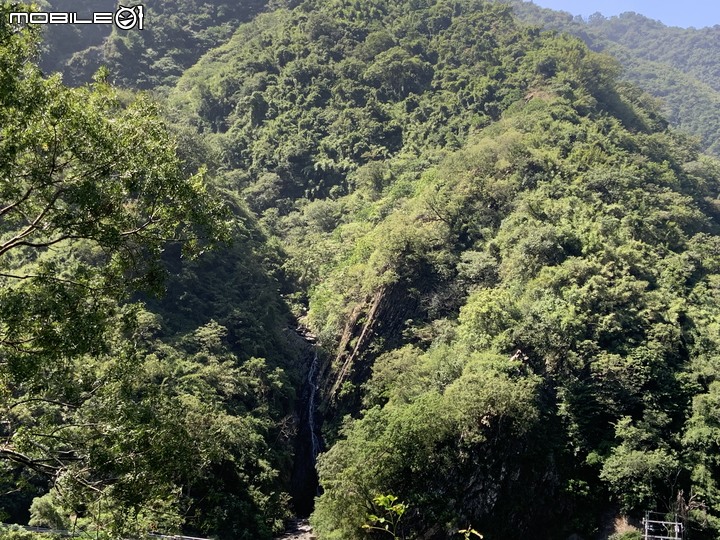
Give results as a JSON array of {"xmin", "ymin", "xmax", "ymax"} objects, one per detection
[
  {"xmin": 509, "ymin": 1, "xmax": 720, "ymax": 156},
  {"xmin": 5, "ymin": 0, "xmax": 720, "ymax": 539},
  {"xmin": 167, "ymin": 0, "xmax": 720, "ymax": 538},
  {"xmin": 38, "ymin": 0, "xmax": 269, "ymax": 88},
  {"xmin": 37, "ymin": 1, "xmax": 720, "ymax": 158},
  {"xmin": 1, "ymin": 7, "xmax": 304, "ymax": 538},
  {"xmin": 36, "ymin": 0, "xmax": 114, "ymax": 82}
]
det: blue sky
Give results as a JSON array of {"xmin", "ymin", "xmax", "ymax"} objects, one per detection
[{"xmin": 527, "ymin": 0, "xmax": 720, "ymax": 28}]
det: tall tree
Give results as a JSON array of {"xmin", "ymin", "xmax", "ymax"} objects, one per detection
[{"xmin": 0, "ymin": 6, "xmax": 228, "ymax": 525}]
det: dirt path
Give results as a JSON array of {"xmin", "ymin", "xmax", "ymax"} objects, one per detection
[{"xmin": 276, "ymin": 519, "xmax": 315, "ymax": 540}]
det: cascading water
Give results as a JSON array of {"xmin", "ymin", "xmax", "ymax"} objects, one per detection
[
  {"xmin": 307, "ymin": 352, "xmax": 320, "ymax": 462},
  {"xmin": 290, "ymin": 349, "xmax": 323, "ymax": 516}
]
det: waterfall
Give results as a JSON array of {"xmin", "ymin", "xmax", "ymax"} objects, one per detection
[
  {"xmin": 289, "ymin": 349, "xmax": 322, "ymax": 515},
  {"xmin": 307, "ymin": 352, "xmax": 320, "ymax": 462}
]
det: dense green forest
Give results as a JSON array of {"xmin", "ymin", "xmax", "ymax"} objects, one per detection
[
  {"xmin": 38, "ymin": 0, "xmax": 269, "ymax": 89},
  {"xmin": 509, "ymin": 1, "xmax": 720, "ymax": 156},
  {"xmin": 0, "ymin": 6, "xmax": 301, "ymax": 538},
  {"xmin": 4, "ymin": 0, "xmax": 720, "ymax": 539},
  {"xmin": 35, "ymin": 0, "xmax": 115, "ymax": 83},
  {"xmin": 37, "ymin": 0, "xmax": 720, "ymax": 157}
]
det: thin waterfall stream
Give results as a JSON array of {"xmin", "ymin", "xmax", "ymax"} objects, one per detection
[
  {"xmin": 290, "ymin": 347, "xmax": 323, "ymax": 517},
  {"xmin": 307, "ymin": 352, "xmax": 320, "ymax": 462}
]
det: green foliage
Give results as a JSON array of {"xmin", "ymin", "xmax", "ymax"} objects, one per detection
[
  {"xmin": 38, "ymin": 0, "xmax": 271, "ymax": 88},
  {"xmin": 609, "ymin": 532, "xmax": 642, "ymax": 540},
  {"xmin": 0, "ymin": 32, "xmax": 227, "ymax": 385},
  {"xmin": 509, "ymin": 2, "xmax": 720, "ymax": 156},
  {"xmin": 37, "ymin": 0, "xmax": 114, "ymax": 83},
  {"xmin": 601, "ymin": 416, "xmax": 680, "ymax": 512},
  {"xmin": 167, "ymin": 0, "xmax": 576, "ymax": 208},
  {"xmin": 0, "ymin": 525, "xmax": 59, "ymax": 540},
  {"xmin": 28, "ymin": 493, "xmax": 68, "ymax": 530},
  {"xmin": 160, "ymin": 0, "xmax": 720, "ymax": 536},
  {"xmin": 1, "ymin": 15, "xmax": 297, "ymax": 540},
  {"xmin": 362, "ymin": 494, "xmax": 407, "ymax": 539},
  {"xmin": 303, "ymin": 61, "xmax": 720, "ymax": 539},
  {"xmin": 103, "ymin": 0, "xmax": 270, "ymax": 90},
  {"xmin": 11, "ymin": 0, "xmax": 720, "ymax": 538},
  {"xmin": 313, "ymin": 351, "xmax": 545, "ymax": 539}
]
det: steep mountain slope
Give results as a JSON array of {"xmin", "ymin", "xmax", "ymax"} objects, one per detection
[
  {"xmin": 103, "ymin": 0, "xmax": 269, "ymax": 89},
  {"xmin": 37, "ymin": 1, "xmax": 720, "ymax": 158},
  {"xmin": 9, "ymin": 0, "xmax": 720, "ymax": 538},
  {"xmin": 508, "ymin": 1, "xmax": 720, "ymax": 155},
  {"xmin": 36, "ymin": 0, "xmax": 114, "ymax": 80},
  {"xmin": 166, "ymin": 0, "xmax": 720, "ymax": 538},
  {"xmin": 312, "ymin": 89, "xmax": 720, "ymax": 540},
  {"xmin": 38, "ymin": 0, "xmax": 269, "ymax": 88}
]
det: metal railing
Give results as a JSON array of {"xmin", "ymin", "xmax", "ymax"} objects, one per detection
[{"xmin": 643, "ymin": 511, "xmax": 683, "ymax": 540}]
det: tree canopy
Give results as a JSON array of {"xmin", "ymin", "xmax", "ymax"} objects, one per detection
[
  {"xmin": 6, "ymin": 0, "xmax": 720, "ymax": 538},
  {"xmin": 1, "ymin": 9, "xmax": 298, "ymax": 538}
]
